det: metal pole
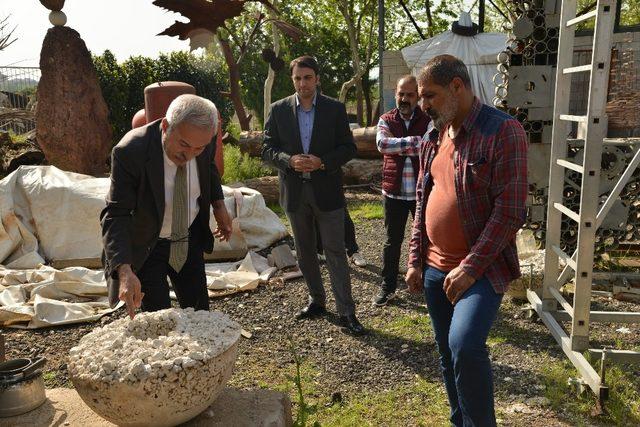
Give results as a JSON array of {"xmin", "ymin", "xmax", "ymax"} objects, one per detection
[
  {"xmin": 479, "ymin": 0, "xmax": 486, "ymax": 32},
  {"xmin": 378, "ymin": 0, "xmax": 385, "ymax": 115}
]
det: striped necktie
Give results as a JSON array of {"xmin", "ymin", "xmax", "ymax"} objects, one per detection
[{"xmin": 168, "ymin": 165, "xmax": 188, "ymax": 272}]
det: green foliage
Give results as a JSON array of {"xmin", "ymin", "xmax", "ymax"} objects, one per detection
[
  {"xmin": 542, "ymin": 358, "xmax": 640, "ymax": 425},
  {"xmin": 221, "ymin": 144, "xmax": 272, "ymax": 184},
  {"xmin": 92, "ymin": 50, "xmax": 233, "ymax": 143},
  {"xmin": 620, "ymin": 0, "xmax": 640, "ymax": 27},
  {"xmin": 314, "ymin": 377, "xmax": 448, "ymax": 426},
  {"xmin": 288, "ymin": 340, "xmax": 321, "ymax": 427}
]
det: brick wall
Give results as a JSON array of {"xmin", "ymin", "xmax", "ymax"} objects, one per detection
[
  {"xmin": 381, "ymin": 51, "xmax": 410, "ymax": 112},
  {"xmin": 573, "ymin": 31, "xmax": 640, "ymax": 137}
]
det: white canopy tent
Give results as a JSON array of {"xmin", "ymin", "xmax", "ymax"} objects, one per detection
[{"xmin": 401, "ymin": 13, "xmax": 508, "ymax": 105}]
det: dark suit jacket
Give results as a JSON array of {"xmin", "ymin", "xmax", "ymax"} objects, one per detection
[
  {"xmin": 261, "ymin": 93, "xmax": 356, "ymax": 212},
  {"xmin": 100, "ymin": 119, "xmax": 224, "ymax": 307}
]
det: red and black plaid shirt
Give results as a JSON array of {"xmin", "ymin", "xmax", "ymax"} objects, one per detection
[{"xmin": 408, "ymin": 98, "xmax": 528, "ymax": 293}]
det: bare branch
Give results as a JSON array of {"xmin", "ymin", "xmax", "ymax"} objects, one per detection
[{"xmin": 0, "ymin": 15, "xmax": 17, "ymax": 52}]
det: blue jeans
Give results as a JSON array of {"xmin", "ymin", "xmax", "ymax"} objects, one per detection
[{"xmin": 422, "ymin": 266, "xmax": 503, "ymax": 427}]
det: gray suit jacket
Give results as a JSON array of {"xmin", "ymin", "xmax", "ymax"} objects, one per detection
[
  {"xmin": 261, "ymin": 93, "xmax": 356, "ymax": 212},
  {"xmin": 100, "ymin": 119, "xmax": 224, "ymax": 307}
]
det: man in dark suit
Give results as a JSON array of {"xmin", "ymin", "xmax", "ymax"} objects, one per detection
[
  {"xmin": 262, "ymin": 56, "xmax": 364, "ymax": 335},
  {"xmin": 101, "ymin": 94, "xmax": 232, "ymax": 319}
]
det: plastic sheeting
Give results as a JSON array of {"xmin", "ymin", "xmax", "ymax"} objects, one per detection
[
  {"xmin": 0, "ymin": 166, "xmax": 288, "ymax": 267},
  {"xmin": 401, "ymin": 29, "xmax": 507, "ymax": 105},
  {"xmin": 0, "ymin": 251, "xmax": 277, "ymax": 328}
]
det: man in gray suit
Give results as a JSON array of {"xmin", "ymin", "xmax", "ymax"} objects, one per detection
[
  {"xmin": 101, "ymin": 94, "xmax": 232, "ymax": 319},
  {"xmin": 262, "ymin": 56, "xmax": 364, "ymax": 335}
]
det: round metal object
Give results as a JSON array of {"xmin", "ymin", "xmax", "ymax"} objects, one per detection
[
  {"xmin": 495, "ymin": 85, "xmax": 508, "ymax": 99},
  {"xmin": 512, "ymin": 16, "xmax": 534, "ymax": 39},
  {"xmin": 493, "ymin": 72, "xmax": 507, "ymax": 87},
  {"xmin": 532, "ymin": 27, "xmax": 547, "ymax": 41},
  {"xmin": 0, "ymin": 358, "xmax": 47, "ymax": 418},
  {"xmin": 497, "ymin": 50, "xmax": 510, "ymax": 64}
]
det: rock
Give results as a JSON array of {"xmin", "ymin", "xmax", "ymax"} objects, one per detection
[
  {"xmin": 40, "ymin": 0, "xmax": 65, "ymax": 11},
  {"xmin": 270, "ymin": 244, "xmax": 297, "ymax": 269},
  {"xmin": 36, "ymin": 26, "xmax": 112, "ymax": 176},
  {"xmin": 6, "ymin": 150, "xmax": 46, "ymax": 174}
]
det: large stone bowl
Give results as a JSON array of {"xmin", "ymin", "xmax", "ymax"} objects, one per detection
[{"xmin": 68, "ymin": 308, "xmax": 241, "ymax": 427}]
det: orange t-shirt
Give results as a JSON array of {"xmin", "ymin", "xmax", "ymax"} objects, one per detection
[{"xmin": 425, "ymin": 131, "xmax": 469, "ymax": 271}]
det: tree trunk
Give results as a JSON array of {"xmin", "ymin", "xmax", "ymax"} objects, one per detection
[
  {"xmin": 218, "ymin": 35, "xmax": 252, "ymax": 131},
  {"xmin": 339, "ymin": 76, "xmax": 357, "ymax": 104},
  {"xmin": 355, "ymin": 78, "xmax": 364, "ymax": 126},
  {"xmin": 263, "ymin": 0, "xmax": 280, "ymax": 125},
  {"xmin": 362, "ymin": 73, "xmax": 372, "ymax": 125},
  {"xmin": 338, "ymin": 0, "xmax": 364, "ymax": 125},
  {"xmin": 425, "ymin": 0, "xmax": 434, "ymax": 37}
]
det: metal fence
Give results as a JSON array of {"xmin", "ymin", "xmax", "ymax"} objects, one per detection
[{"xmin": 0, "ymin": 66, "xmax": 40, "ymax": 134}]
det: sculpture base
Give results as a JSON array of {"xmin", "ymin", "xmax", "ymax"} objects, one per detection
[{"xmin": 3, "ymin": 387, "xmax": 293, "ymax": 427}]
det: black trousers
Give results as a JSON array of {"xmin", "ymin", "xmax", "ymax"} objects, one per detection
[
  {"xmin": 137, "ymin": 221, "xmax": 209, "ymax": 312},
  {"xmin": 381, "ymin": 196, "xmax": 416, "ymax": 292},
  {"xmin": 316, "ymin": 206, "xmax": 359, "ymax": 257}
]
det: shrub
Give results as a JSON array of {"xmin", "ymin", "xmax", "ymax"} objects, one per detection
[
  {"xmin": 92, "ymin": 50, "xmax": 233, "ymax": 143},
  {"xmin": 221, "ymin": 144, "xmax": 273, "ymax": 184}
]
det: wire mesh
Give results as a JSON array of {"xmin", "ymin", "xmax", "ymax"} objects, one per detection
[{"xmin": 0, "ymin": 66, "xmax": 40, "ymax": 134}]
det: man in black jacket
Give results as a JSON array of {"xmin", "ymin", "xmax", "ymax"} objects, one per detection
[
  {"xmin": 101, "ymin": 94, "xmax": 232, "ymax": 319},
  {"xmin": 262, "ymin": 56, "xmax": 364, "ymax": 335}
]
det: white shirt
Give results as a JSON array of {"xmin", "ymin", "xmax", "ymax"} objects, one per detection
[{"xmin": 159, "ymin": 145, "xmax": 201, "ymax": 238}]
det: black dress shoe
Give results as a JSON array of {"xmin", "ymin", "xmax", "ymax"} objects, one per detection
[
  {"xmin": 295, "ymin": 303, "xmax": 327, "ymax": 320},
  {"xmin": 339, "ymin": 314, "xmax": 365, "ymax": 335}
]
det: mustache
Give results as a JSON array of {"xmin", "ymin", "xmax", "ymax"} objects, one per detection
[{"xmin": 398, "ymin": 102, "xmax": 411, "ymax": 108}]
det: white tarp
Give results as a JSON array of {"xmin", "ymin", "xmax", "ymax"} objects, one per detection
[
  {"xmin": 401, "ymin": 26, "xmax": 507, "ymax": 105},
  {"xmin": 0, "ymin": 165, "xmax": 288, "ymax": 267},
  {"xmin": 0, "ymin": 251, "xmax": 277, "ymax": 329}
]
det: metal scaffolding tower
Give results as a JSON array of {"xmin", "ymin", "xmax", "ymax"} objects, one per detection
[{"xmin": 528, "ymin": 0, "xmax": 640, "ymax": 401}]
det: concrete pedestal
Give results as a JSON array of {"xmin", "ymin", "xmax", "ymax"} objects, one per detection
[{"xmin": 1, "ymin": 387, "xmax": 293, "ymax": 427}]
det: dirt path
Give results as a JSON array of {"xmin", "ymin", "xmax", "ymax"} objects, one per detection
[{"xmin": 4, "ymin": 189, "xmax": 639, "ymax": 426}]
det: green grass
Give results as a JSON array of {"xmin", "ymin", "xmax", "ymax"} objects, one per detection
[
  {"xmin": 222, "ymin": 144, "xmax": 273, "ymax": 185},
  {"xmin": 541, "ymin": 358, "xmax": 640, "ymax": 425},
  {"xmin": 310, "ymin": 378, "xmax": 449, "ymax": 426},
  {"xmin": 349, "ymin": 202, "xmax": 384, "ymax": 222},
  {"xmin": 374, "ymin": 313, "xmax": 433, "ymax": 342}
]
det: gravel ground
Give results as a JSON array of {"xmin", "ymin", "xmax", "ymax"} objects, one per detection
[{"xmin": 3, "ymin": 189, "xmax": 640, "ymax": 426}]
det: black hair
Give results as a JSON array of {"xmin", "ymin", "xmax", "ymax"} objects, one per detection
[{"xmin": 289, "ymin": 56, "xmax": 319, "ymax": 76}]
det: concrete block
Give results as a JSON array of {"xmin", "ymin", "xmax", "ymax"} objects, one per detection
[
  {"xmin": 2, "ymin": 387, "xmax": 293, "ymax": 427},
  {"xmin": 383, "ymin": 50, "xmax": 404, "ymax": 59}
]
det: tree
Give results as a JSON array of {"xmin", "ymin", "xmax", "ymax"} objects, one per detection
[
  {"xmin": 153, "ymin": 0, "xmax": 302, "ymax": 131},
  {"xmin": 0, "ymin": 15, "xmax": 17, "ymax": 52},
  {"xmin": 263, "ymin": 0, "xmax": 280, "ymax": 125}
]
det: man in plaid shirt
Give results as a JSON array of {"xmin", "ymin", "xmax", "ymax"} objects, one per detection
[
  {"xmin": 405, "ymin": 55, "xmax": 528, "ymax": 426},
  {"xmin": 374, "ymin": 75, "xmax": 431, "ymax": 306}
]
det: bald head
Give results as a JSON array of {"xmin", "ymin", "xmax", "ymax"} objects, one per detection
[{"xmin": 395, "ymin": 75, "xmax": 419, "ymax": 118}]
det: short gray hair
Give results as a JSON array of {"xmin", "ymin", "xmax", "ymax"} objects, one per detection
[
  {"xmin": 417, "ymin": 54, "xmax": 471, "ymax": 88},
  {"xmin": 165, "ymin": 94, "xmax": 218, "ymax": 133}
]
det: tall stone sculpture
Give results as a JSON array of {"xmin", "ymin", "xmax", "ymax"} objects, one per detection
[{"xmin": 36, "ymin": 0, "xmax": 112, "ymax": 176}]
